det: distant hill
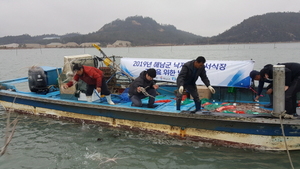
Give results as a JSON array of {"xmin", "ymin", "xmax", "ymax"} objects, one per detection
[
  {"xmin": 205, "ymin": 12, "xmax": 300, "ymax": 44},
  {"xmin": 0, "ymin": 33, "xmax": 82, "ymax": 46},
  {"xmin": 0, "ymin": 16, "xmax": 202, "ymax": 46},
  {"xmin": 1, "ymin": 13, "xmax": 300, "ymax": 46},
  {"xmin": 63, "ymin": 16, "xmax": 202, "ymax": 46}
]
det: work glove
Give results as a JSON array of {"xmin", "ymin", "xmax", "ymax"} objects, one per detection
[
  {"xmin": 178, "ymin": 86, "xmax": 184, "ymax": 94},
  {"xmin": 208, "ymin": 86, "xmax": 215, "ymax": 94}
]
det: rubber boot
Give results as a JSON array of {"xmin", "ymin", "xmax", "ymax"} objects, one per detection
[
  {"xmin": 176, "ymin": 99, "xmax": 181, "ymax": 110},
  {"xmin": 264, "ymin": 94, "xmax": 273, "ymax": 108},
  {"xmin": 86, "ymin": 96, "xmax": 92, "ymax": 102},
  {"xmin": 195, "ymin": 100, "xmax": 201, "ymax": 111},
  {"xmin": 106, "ymin": 95, "xmax": 115, "ymax": 105},
  {"xmin": 191, "ymin": 100, "xmax": 201, "ymax": 114},
  {"xmin": 270, "ymin": 94, "xmax": 273, "ymax": 105}
]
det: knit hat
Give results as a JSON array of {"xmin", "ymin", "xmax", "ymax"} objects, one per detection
[{"xmin": 146, "ymin": 68, "xmax": 156, "ymax": 78}]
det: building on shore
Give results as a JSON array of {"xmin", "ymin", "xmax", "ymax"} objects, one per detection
[
  {"xmin": 65, "ymin": 42, "xmax": 79, "ymax": 48},
  {"xmin": 0, "ymin": 43, "xmax": 19, "ymax": 48},
  {"xmin": 107, "ymin": 40, "xmax": 131, "ymax": 47},
  {"xmin": 24, "ymin": 43, "xmax": 45, "ymax": 48},
  {"xmin": 46, "ymin": 43, "xmax": 65, "ymax": 48}
]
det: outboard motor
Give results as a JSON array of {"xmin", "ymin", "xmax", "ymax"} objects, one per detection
[{"xmin": 28, "ymin": 66, "xmax": 48, "ymax": 93}]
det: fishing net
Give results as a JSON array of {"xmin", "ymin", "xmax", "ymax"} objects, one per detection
[
  {"xmin": 222, "ymin": 110, "xmax": 235, "ymax": 114},
  {"xmin": 182, "ymin": 99, "xmax": 193, "ymax": 105},
  {"xmin": 204, "ymin": 104, "xmax": 222, "ymax": 111},
  {"xmin": 245, "ymin": 110, "xmax": 260, "ymax": 115},
  {"xmin": 201, "ymin": 98, "xmax": 210, "ymax": 104}
]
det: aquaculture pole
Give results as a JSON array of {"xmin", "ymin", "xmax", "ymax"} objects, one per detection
[{"xmin": 272, "ymin": 65, "xmax": 285, "ymax": 116}]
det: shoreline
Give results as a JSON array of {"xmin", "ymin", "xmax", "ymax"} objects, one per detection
[{"xmin": 0, "ymin": 41, "xmax": 300, "ymax": 50}]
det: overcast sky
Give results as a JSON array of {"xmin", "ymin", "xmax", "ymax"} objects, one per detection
[{"xmin": 1, "ymin": 0, "xmax": 299, "ymax": 38}]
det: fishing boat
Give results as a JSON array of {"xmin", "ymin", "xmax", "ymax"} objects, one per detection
[{"xmin": 0, "ymin": 45, "xmax": 299, "ymax": 151}]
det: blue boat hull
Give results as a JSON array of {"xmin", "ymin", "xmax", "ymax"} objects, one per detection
[{"xmin": 1, "ymin": 86, "xmax": 300, "ymax": 151}]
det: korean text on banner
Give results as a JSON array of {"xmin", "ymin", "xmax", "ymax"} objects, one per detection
[{"xmin": 120, "ymin": 58, "xmax": 254, "ymax": 88}]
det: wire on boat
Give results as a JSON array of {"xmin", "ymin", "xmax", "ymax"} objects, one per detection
[
  {"xmin": 92, "ymin": 44, "xmax": 135, "ymax": 81},
  {"xmin": 56, "ymin": 67, "xmax": 61, "ymax": 80},
  {"xmin": 279, "ymin": 113, "xmax": 294, "ymax": 169},
  {"xmin": 157, "ymin": 87, "xmax": 174, "ymax": 94}
]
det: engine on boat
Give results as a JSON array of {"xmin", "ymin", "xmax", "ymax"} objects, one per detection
[{"xmin": 28, "ymin": 66, "xmax": 48, "ymax": 93}]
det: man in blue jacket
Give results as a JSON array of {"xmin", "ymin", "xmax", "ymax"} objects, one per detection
[
  {"xmin": 260, "ymin": 63, "xmax": 300, "ymax": 118},
  {"xmin": 176, "ymin": 56, "xmax": 215, "ymax": 113}
]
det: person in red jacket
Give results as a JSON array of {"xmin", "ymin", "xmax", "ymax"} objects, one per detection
[{"xmin": 63, "ymin": 63, "xmax": 114, "ymax": 104}]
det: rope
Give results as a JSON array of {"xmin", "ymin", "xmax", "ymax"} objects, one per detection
[
  {"xmin": 139, "ymin": 87, "xmax": 156, "ymax": 99},
  {"xmin": 249, "ymin": 86, "xmax": 263, "ymax": 97},
  {"xmin": 279, "ymin": 111, "xmax": 294, "ymax": 169},
  {"xmin": 155, "ymin": 81, "xmax": 174, "ymax": 94},
  {"xmin": 93, "ymin": 89, "xmax": 105, "ymax": 100},
  {"xmin": 1, "ymin": 97, "xmax": 18, "ymax": 157},
  {"xmin": 157, "ymin": 87, "xmax": 174, "ymax": 94}
]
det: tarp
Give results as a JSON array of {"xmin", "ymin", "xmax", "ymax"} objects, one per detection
[{"xmin": 120, "ymin": 58, "xmax": 254, "ymax": 88}]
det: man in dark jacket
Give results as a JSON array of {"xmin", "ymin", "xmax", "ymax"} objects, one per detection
[
  {"xmin": 129, "ymin": 68, "xmax": 159, "ymax": 108},
  {"xmin": 249, "ymin": 70, "xmax": 273, "ymax": 108},
  {"xmin": 260, "ymin": 63, "xmax": 300, "ymax": 118},
  {"xmin": 63, "ymin": 63, "xmax": 114, "ymax": 104},
  {"xmin": 176, "ymin": 56, "xmax": 215, "ymax": 113}
]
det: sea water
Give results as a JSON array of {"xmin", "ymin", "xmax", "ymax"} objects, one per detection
[{"xmin": 1, "ymin": 43, "xmax": 300, "ymax": 169}]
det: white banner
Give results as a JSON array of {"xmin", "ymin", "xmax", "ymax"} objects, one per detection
[{"xmin": 120, "ymin": 58, "xmax": 254, "ymax": 88}]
